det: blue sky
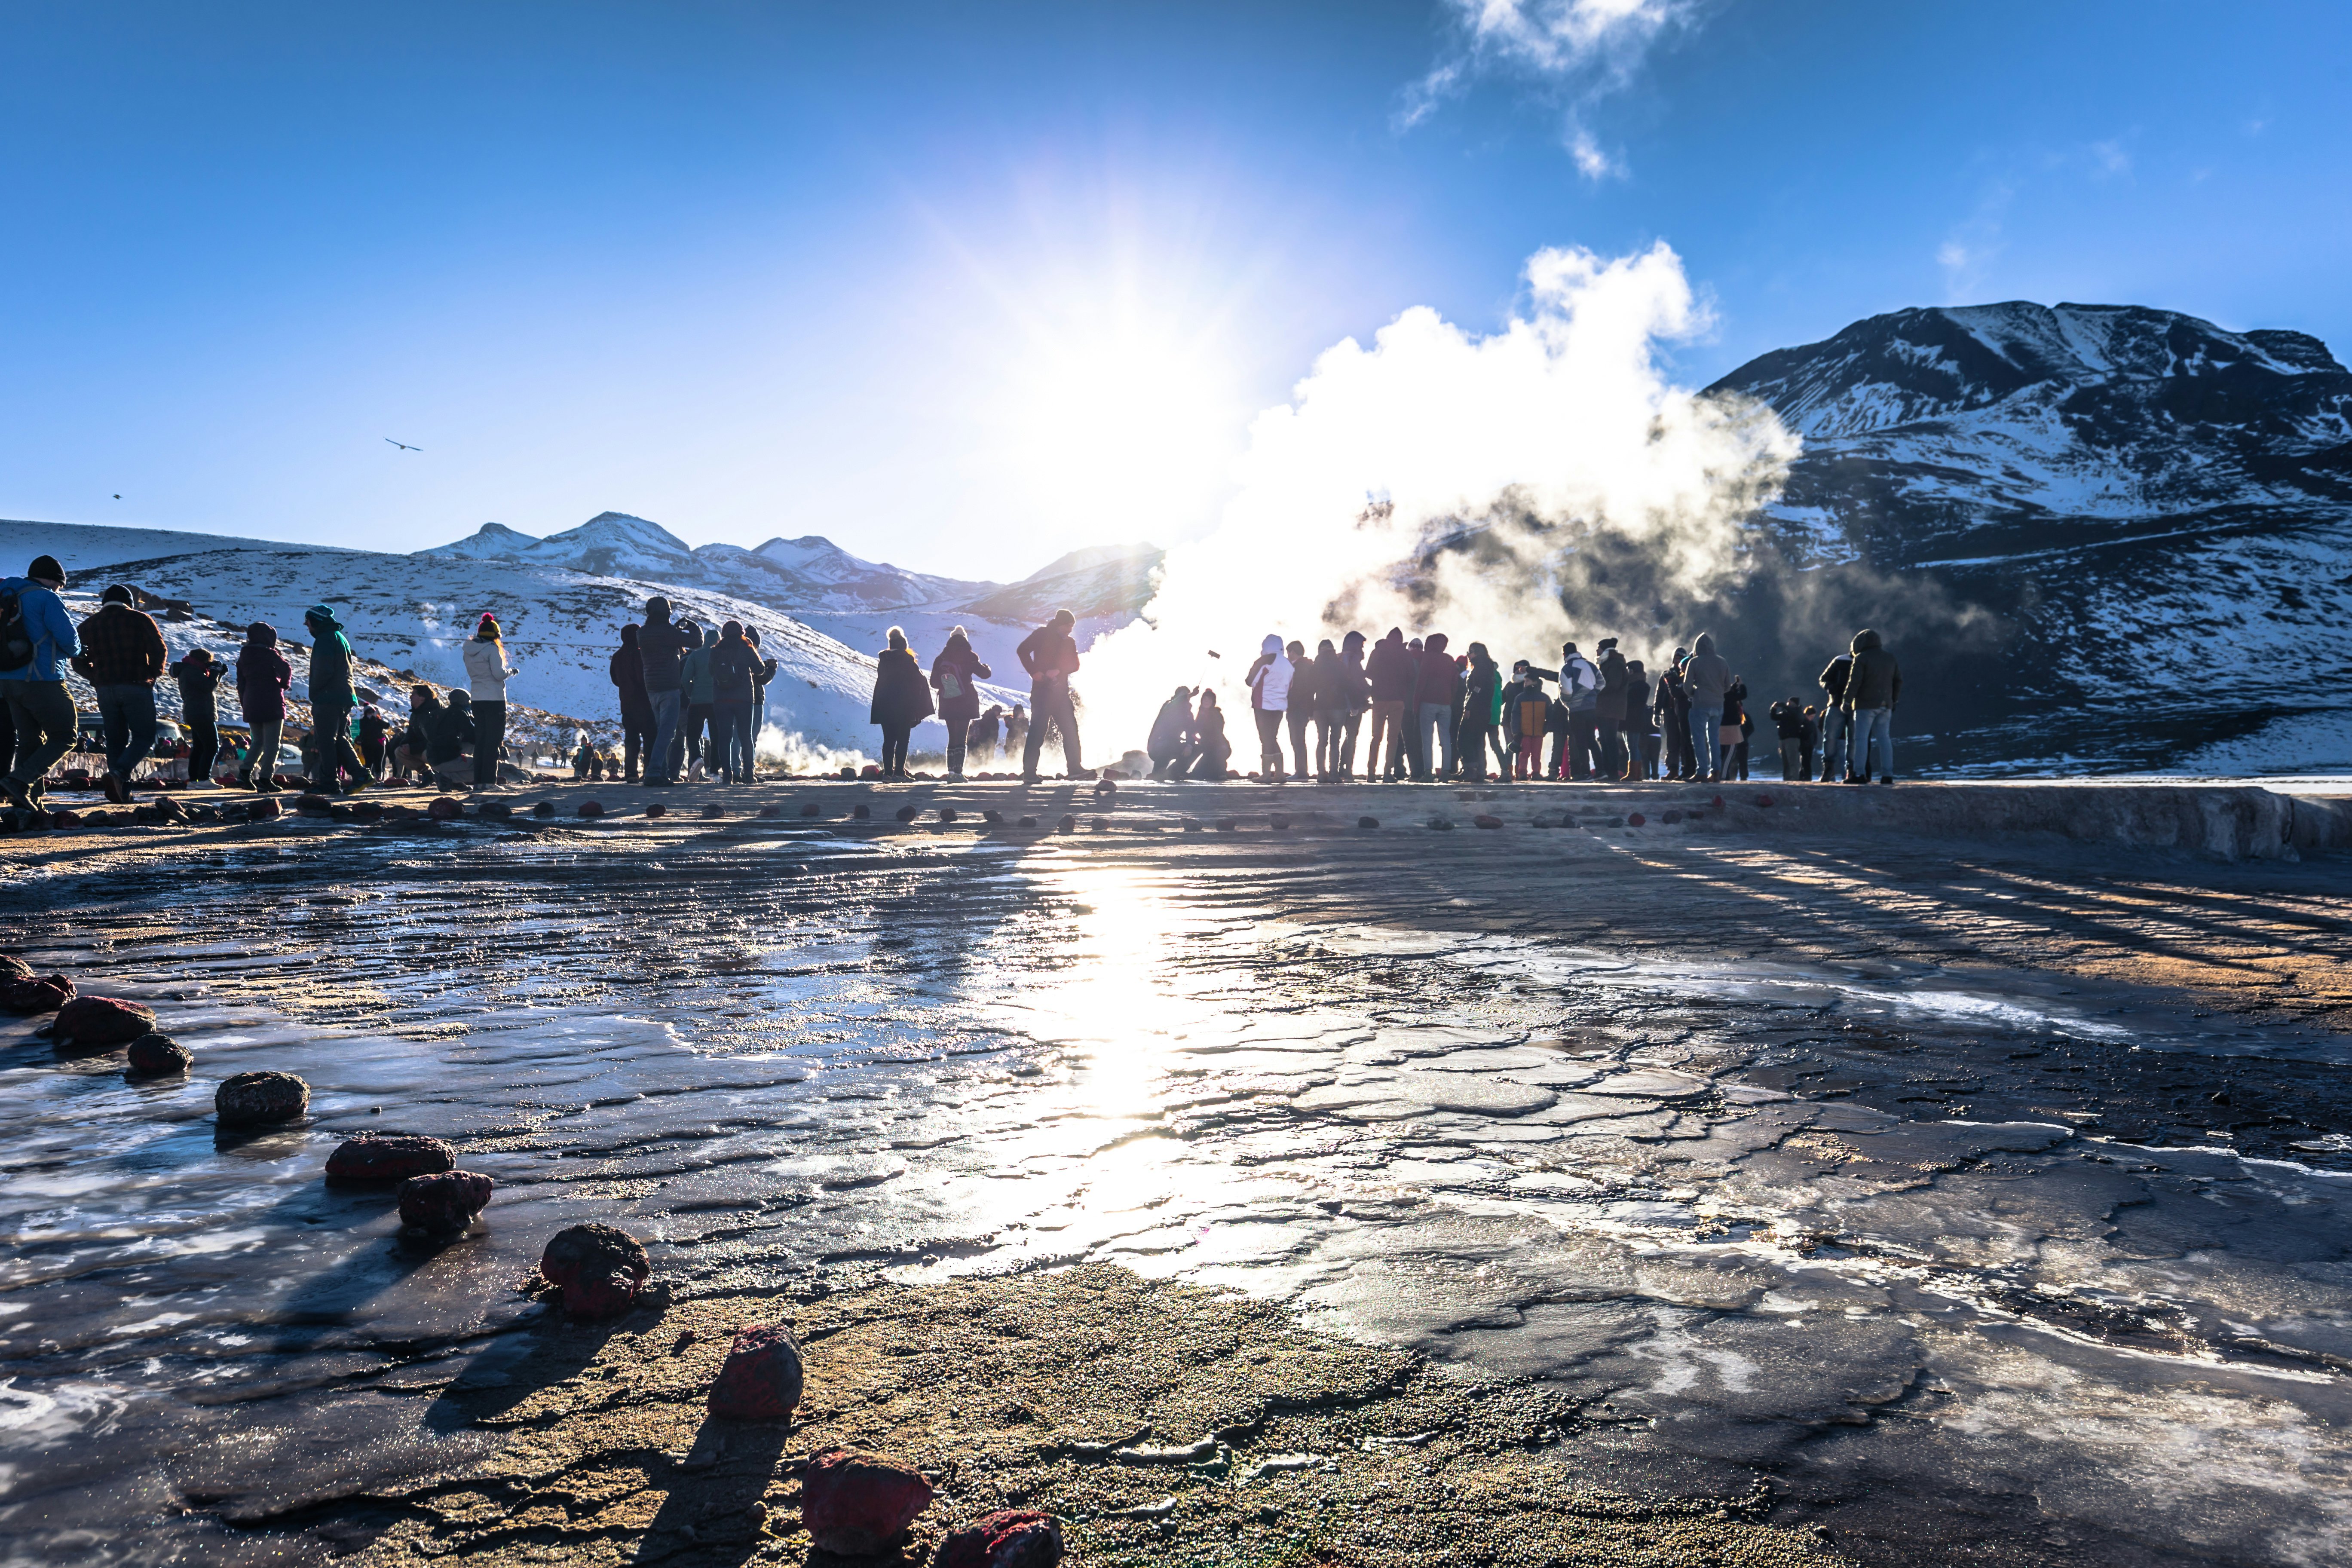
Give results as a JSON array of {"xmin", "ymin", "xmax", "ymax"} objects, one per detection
[{"xmin": 3, "ymin": 0, "xmax": 2346, "ymax": 579}]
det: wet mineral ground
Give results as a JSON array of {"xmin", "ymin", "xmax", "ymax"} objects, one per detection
[{"xmin": 3, "ymin": 777, "xmax": 2350, "ymax": 1568}]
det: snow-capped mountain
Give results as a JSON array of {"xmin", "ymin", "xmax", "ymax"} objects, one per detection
[{"xmin": 1704, "ymin": 302, "xmax": 2352, "ymax": 772}]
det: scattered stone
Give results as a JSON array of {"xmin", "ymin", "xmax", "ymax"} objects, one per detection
[
  {"xmin": 799, "ymin": 1449, "xmax": 936, "ymax": 1556},
  {"xmin": 939, "ymin": 808, "xmax": 958, "ymax": 823},
  {"xmin": 1214, "ymin": 817, "xmax": 1237, "ymax": 831},
  {"xmin": 1269, "ymin": 815, "xmax": 1290, "ymax": 830},
  {"xmin": 0, "ymin": 955, "xmax": 34, "ymax": 983},
  {"xmin": 759, "ymin": 805, "xmax": 783, "ymax": 818},
  {"xmin": 646, "ymin": 802, "xmax": 668, "ymax": 818},
  {"xmin": 579, "ymin": 800, "xmax": 606, "ymax": 818},
  {"xmin": 707, "ymin": 1323, "xmax": 806, "ymax": 1420},
  {"xmin": 427, "ymin": 796, "xmax": 465, "ymax": 820},
  {"xmin": 800, "ymin": 802, "xmax": 822, "ymax": 818},
  {"xmin": 1712, "ymin": 794, "xmax": 1725, "ymax": 808},
  {"xmin": 1, "ymin": 972, "xmax": 75, "ymax": 1014},
  {"xmin": 124, "ymin": 1033, "xmax": 192, "ymax": 1077},
  {"xmin": 852, "ymin": 804, "xmax": 871, "ymax": 821},
  {"xmin": 533, "ymin": 800, "xmax": 554, "ymax": 817},
  {"xmin": 349, "ymin": 800, "xmax": 385, "ymax": 823},
  {"xmin": 1017, "ymin": 815, "xmax": 1036, "ymax": 828},
  {"xmin": 938, "ymin": 1509, "xmax": 1065, "ymax": 1568},
  {"xmin": 1056, "ymin": 814, "xmax": 1075, "ymax": 832},
  {"xmin": 1473, "ymin": 814, "xmax": 1504, "ymax": 830},
  {"xmin": 1357, "ymin": 815, "xmax": 1379, "ymax": 829},
  {"xmin": 327, "ymin": 1133, "xmax": 456, "ymax": 1182},
  {"xmin": 132, "ymin": 805, "xmax": 165, "ymax": 825},
  {"xmin": 541, "ymin": 1223, "xmax": 651, "ymax": 1319},
  {"xmin": 293, "ymin": 793, "xmax": 337, "ymax": 818},
  {"xmin": 399, "ymin": 1170, "xmax": 494, "ymax": 1233},
  {"xmin": 983, "ymin": 809, "xmax": 1002, "ymax": 824},
  {"xmin": 247, "ymin": 796, "xmax": 280, "ymax": 821},
  {"xmin": 895, "ymin": 805, "xmax": 919, "ymax": 823},
  {"xmin": 860, "ymin": 764, "xmax": 882, "ymax": 780},
  {"xmin": 1427, "ymin": 817, "xmax": 1455, "ymax": 831},
  {"xmin": 1088, "ymin": 817, "xmax": 1106, "ymax": 831},
  {"xmin": 701, "ymin": 803, "xmax": 722, "ymax": 819},
  {"xmin": 1628, "ymin": 812, "xmax": 1646, "ymax": 827},
  {"xmin": 48, "ymin": 808, "xmax": 83, "ymax": 827},
  {"xmin": 217, "ymin": 1070, "xmax": 309, "ymax": 1125},
  {"xmin": 54, "ymin": 995, "xmax": 157, "ymax": 1045},
  {"xmin": 1662, "ymin": 809, "xmax": 1683, "ymax": 824},
  {"xmin": 1757, "ymin": 793, "xmax": 1775, "ymax": 807}
]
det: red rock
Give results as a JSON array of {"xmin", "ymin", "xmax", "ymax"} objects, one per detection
[
  {"xmin": 758, "ymin": 804, "xmax": 782, "ymax": 818},
  {"xmin": 1357, "ymin": 815, "xmax": 1379, "ymax": 829},
  {"xmin": 1712, "ymin": 794, "xmax": 1724, "ymax": 808},
  {"xmin": 0, "ymin": 956, "xmax": 31, "ymax": 983},
  {"xmin": 1, "ymin": 974, "xmax": 75, "ymax": 1014},
  {"xmin": 348, "ymin": 800, "xmax": 384, "ymax": 823},
  {"xmin": 938, "ymin": 1510, "xmax": 1066, "ymax": 1568},
  {"xmin": 645, "ymin": 802, "xmax": 666, "ymax": 818},
  {"xmin": 707, "ymin": 1323, "xmax": 806, "ymax": 1420},
  {"xmin": 894, "ymin": 805, "xmax": 918, "ymax": 823},
  {"xmin": 1756, "ymin": 793, "xmax": 1775, "ymax": 807},
  {"xmin": 248, "ymin": 796, "xmax": 281, "ymax": 821},
  {"xmin": 1473, "ymin": 814, "xmax": 1504, "ymax": 829},
  {"xmin": 327, "ymin": 1133, "xmax": 456, "ymax": 1182},
  {"xmin": 799, "ymin": 1449, "xmax": 935, "ymax": 1556},
  {"xmin": 427, "ymin": 796, "xmax": 464, "ymax": 819},
  {"xmin": 578, "ymin": 800, "xmax": 605, "ymax": 818},
  {"xmin": 799, "ymin": 803, "xmax": 821, "ymax": 818},
  {"xmin": 217, "ymin": 1070, "xmax": 309, "ymax": 1124},
  {"xmin": 126, "ymin": 1032, "xmax": 192, "ymax": 1077},
  {"xmin": 46, "ymin": 808, "xmax": 81, "ymax": 827},
  {"xmin": 860, "ymin": 764, "xmax": 882, "ymax": 780},
  {"xmin": 55, "ymin": 995, "xmax": 157, "ymax": 1045},
  {"xmin": 293, "ymin": 793, "xmax": 336, "ymax": 817},
  {"xmin": 399, "ymin": 1170, "xmax": 493, "ymax": 1232},
  {"xmin": 1628, "ymin": 812, "xmax": 1647, "ymax": 827},
  {"xmin": 540, "ymin": 1223, "xmax": 649, "ymax": 1318}
]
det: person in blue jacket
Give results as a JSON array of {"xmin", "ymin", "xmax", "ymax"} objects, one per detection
[{"xmin": 1, "ymin": 554, "xmax": 81, "ymax": 811}]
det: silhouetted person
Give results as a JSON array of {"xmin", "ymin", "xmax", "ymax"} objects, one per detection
[
  {"xmin": 930, "ymin": 625, "xmax": 991, "ymax": 779},
  {"xmin": 1246, "ymin": 634, "xmax": 1292, "ymax": 781},
  {"xmin": 72, "ymin": 584, "xmax": 165, "ymax": 802},
  {"xmin": 303, "ymin": 604, "xmax": 373, "ymax": 793},
  {"xmin": 1147, "ymin": 686, "xmax": 1194, "ymax": 779},
  {"xmin": 462, "ymin": 612, "xmax": 519, "ymax": 791},
  {"xmin": 234, "ymin": 623, "xmax": 291, "ymax": 793},
  {"xmin": 1682, "ymin": 632, "xmax": 1733, "ymax": 782},
  {"xmin": 1016, "ymin": 609, "xmax": 1084, "ymax": 782},
  {"xmin": 968, "ymin": 704, "xmax": 1004, "ymax": 769},
  {"xmin": 1186, "ymin": 689, "xmax": 1231, "ymax": 781},
  {"xmin": 634, "ymin": 597, "xmax": 698, "ymax": 785},
  {"xmin": 1844, "ymin": 629, "xmax": 1901, "ymax": 784},
  {"xmin": 0, "ymin": 554, "xmax": 79, "ymax": 811},
  {"xmin": 710, "ymin": 620, "xmax": 777, "ymax": 783},
  {"xmin": 610, "ymin": 624, "xmax": 655, "ymax": 782},
  {"xmin": 1366, "ymin": 627, "xmax": 1413, "ymax": 781},
  {"xmin": 1819, "ymin": 644, "xmax": 1856, "ymax": 781},
  {"xmin": 869, "ymin": 625, "xmax": 931, "ymax": 779},
  {"xmin": 171, "ymin": 647, "xmax": 224, "ymax": 787}
]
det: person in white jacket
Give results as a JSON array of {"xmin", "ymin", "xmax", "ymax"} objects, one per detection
[
  {"xmin": 460, "ymin": 614, "xmax": 521, "ymax": 791},
  {"xmin": 1245, "ymin": 632, "xmax": 1292, "ymax": 781}
]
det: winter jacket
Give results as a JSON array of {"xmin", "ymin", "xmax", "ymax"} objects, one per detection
[
  {"xmin": 1249, "ymin": 636, "xmax": 1293, "ymax": 711},
  {"xmin": 1413, "ymin": 635, "xmax": 1457, "ymax": 707},
  {"xmin": 681, "ymin": 629, "xmax": 717, "ymax": 705},
  {"xmin": 462, "ymin": 636, "xmax": 517, "ymax": 702},
  {"xmin": 421, "ymin": 698, "xmax": 475, "ymax": 765},
  {"xmin": 303, "ymin": 608, "xmax": 358, "ymax": 710},
  {"xmin": 1594, "ymin": 649, "xmax": 1629, "ymax": 724},
  {"xmin": 235, "ymin": 628, "xmax": 293, "ymax": 723},
  {"xmin": 1331, "ymin": 640, "xmax": 1370, "ymax": 712},
  {"xmin": 1289, "ymin": 653, "xmax": 1325, "ymax": 712},
  {"xmin": 1844, "ymin": 630, "xmax": 1901, "ymax": 710},
  {"xmin": 870, "ymin": 646, "xmax": 934, "ymax": 727},
  {"xmin": 1770, "ymin": 698, "xmax": 1808, "ymax": 739},
  {"xmin": 0, "ymin": 577, "xmax": 78, "ymax": 683},
  {"xmin": 710, "ymin": 632, "xmax": 778, "ymax": 705},
  {"xmin": 1820, "ymin": 652, "xmax": 1855, "ymax": 705},
  {"xmin": 1366, "ymin": 632, "xmax": 1415, "ymax": 702},
  {"xmin": 610, "ymin": 626, "xmax": 652, "ymax": 717},
  {"xmin": 1513, "ymin": 684, "xmax": 1550, "ymax": 740},
  {"xmin": 1461, "ymin": 656, "xmax": 1500, "ymax": 726},
  {"xmin": 1683, "ymin": 634, "xmax": 1732, "ymax": 713},
  {"xmin": 1148, "ymin": 695, "xmax": 1193, "ymax": 756},
  {"xmin": 636, "ymin": 601, "xmax": 699, "ymax": 693},
  {"xmin": 930, "ymin": 641, "xmax": 992, "ymax": 721},
  {"xmin": 173, "ymin": 650, "xmax": 222, "ymax": 721},
  {"xmin": 1016, "ymin": 623, "xmax": 1081, "ymax": 689},
  {"xmin": 71, "ymin": 602, "xmax": 167, "ymax": 686},
  {"xmin": 1621, "ymin": 666, "xmax": 1651, "ymax": 726},
  {"xmin": 1193, "ymin": 703, "xmax": 1230, "ymax": 763}
]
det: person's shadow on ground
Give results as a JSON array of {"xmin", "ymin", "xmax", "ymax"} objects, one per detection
[{"xmin": 634, "ymin": 1408, "xmax": 794, "ymax": 1566}]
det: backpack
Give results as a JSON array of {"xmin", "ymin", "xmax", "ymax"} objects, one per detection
[{"xmin": 0, "ymin": 584, "xmax": 34, "ymax": 672}]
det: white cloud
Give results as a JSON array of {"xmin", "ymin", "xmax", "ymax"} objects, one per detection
[
  {"xmin": 2090, "ymin": 138, "xmax": 2132, "ymax": 178},
  {"xmin": 1402, "ymin": 0, "xmax": 1702, "ymax": 176}
]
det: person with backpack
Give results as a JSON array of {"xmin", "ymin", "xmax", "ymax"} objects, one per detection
[
  {"xmin": 1818, "ymin": 646, "xmax": 1856, "ymax": 781},
  {"xmin": 358, "ymin": 701, "xmax": 391, "ymax": 779},
  {"xmin": 609, "ymin": 624, "xmax": 655, "ymax": 783},
  {"xmin": 172, "ymin": 648, "xmax": 225, "ymax": 787},
  {"xmin": 461, "ymin": 613, "xmax": 521, "ymax": 791},
  {"xmin": 66, "ymin": 584, "xmax": 167, "ymax": 802},
  {"xmin": 634, "ymin": 597, "xmax": 700, "ymax": 786},
  {"xmin": 301, "ymin": 604, "xmax": 374, "ymax": 793},
  {"xmin": 0, "ymin": 554, "xmax": 80, "ymax": 811},
  {"xmin": 1844, "ymin": 629, "xmax": 1902, "ymax": 784},
  {"xmin": 1016, "ymin": 609, "xmax": 1085, "ymax": 782},
  {"xmin": 233, "ymin": 622, "xmax": 293, "ymax": 793},
  {"xmin": 1621, "ymin": 658, "xmax": 1654, "ymax": 779},
  {"xmin": 1770, "ymin": 697, "xmax": 1809, "ymax": 781},
  {"xmin": 868, "ymin": 626, "xmax": 932, "ymax": 779},
  {"xmin": 709, "ymin": 619, "xmax": 778, "ymax": 784},
  {"xmin": 1283, "ymin": 639, "xmax": 1319, "ymax": 780},
  {"xmin": 929, "ymin": 625, "xmax": 991, "ymax": 780}
]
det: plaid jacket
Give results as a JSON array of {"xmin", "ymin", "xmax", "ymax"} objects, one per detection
[{"xmin": 72, "ymin": 603, "xmax": 167, "ymax": 686}]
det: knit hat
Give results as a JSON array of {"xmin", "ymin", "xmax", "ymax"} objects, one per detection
[
  {"xmin": 246, "ymin": 621, "xmax": 277, "ymax": 645},
  {"xmin": 304, "ymin": 603, "xmax": 341, "ymax": 629},
  {"xmin": 101, "ymin": 584, "xmax": 132, "ymax": 604},
  {"xmin": 477, "ymin": 614, "xmax": 502, "ymax": 640},
  {"xmin": 26, "ymin": 554, "xmax": 63, "ymax": 585}
]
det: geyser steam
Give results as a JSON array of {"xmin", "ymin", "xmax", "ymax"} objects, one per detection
[{"xmin": 1084, "ymin": 242, "xmax": 1800, "ymax": 725}]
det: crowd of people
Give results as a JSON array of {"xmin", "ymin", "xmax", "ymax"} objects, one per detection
[{"xmin": 1121, "ymin": 625, "xmax": 1900, "ymax": 785}]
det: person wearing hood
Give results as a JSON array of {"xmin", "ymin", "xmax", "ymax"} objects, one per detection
[
  {"xmin": 869, "ymin": 626, "xmax": 932, "ymax": 778},
  {"xmin": 1320, "ymin": 632, "xmax": 1369, "ymax": 780},
  {"xmin": 1410, "ymin": 631, "xmax": 1457, "ymax": 781},
  {"xmin": 172, "ymin": 647, "xmax": 225, "ymax": 787},
  {"xmin": 1365, "ymin": 627, "xmax": 1414, "ymax": 781},
  {"xmin": 358, "ymin": 702, "xmax": 392, "ymax": 778},
  {"xmin": 68, "ymin": 584, "xmax": 167, "ymax": 802},
  {"xmin": 676, "ymin": 622, "xmax": 719, "ymax": 781},
  {"xmin": 1004, "ymin": 703, "xmax": 1028, "ymax": 763},
  {"xmin": 1592, "ymin": 640, "xmax": 1631, "ymax": 783},
  {"xmin": 233, "ymin": 622, "xmax": 293, "ymax": 792},
  {"xmin": 1245, "ymin": 633, "xmax": 1292, "ymax": 781},
  {"xmin": 1453, "ymin": 643, "xmax": 1501, "ymax": 782},
  {"xmin": 609, "ymin": 623, "xmax": 655, "ymax": 783},
  {"xmin": 1186, "ymin": 688, "xmax": 1231, "ymax": 781},
  {"xmin": 1147, "ymin": 686, "xmax": 1195, "ymax": 780},
  {"xmin": 968, "ymin": 704, "xmax": 1004, "ymax": 770},
  {"xmin": 301, "ymin": 603, "xmax": 373, "ymax": 793},
  {"xmin": 1681, "ymin": 632, "xmax": 1733, "ymax": 782},
  {"xmin": 1282, "ymin": 640, "xmax": 1318, "ymax": 780},
  {"xmin": 1817, "ymin": 644, "xmax": 1856, "ymax": 782},
  {"xmin": 462, "ymin": 612, "xmax": 521, "ymax": 791},
  {"xmin": 1844, "ymin": 628, "xmax": 1901, "ymax": 784},
  {"xmin": 929, "ymin": 625, "xmax": 992, "ymax": 780},
  {"xmin": 1654, "ymin": 649, "xmax": 1692, "ymax": 780},
  {"xmin": 0, "ymin": 553, "xmax": 80, "ymax": 810},
  {"xmin": 709, "ymin": 619, "xmax": 778, "ymax": 784},
  {"xmin": 1015, "ymin": 608, "xmax": 1084, "ymax": 783},
  {"xmin": 634, "ymin": 596, "xmax": 700, "ymax": 785},
  {"xmin": 1621, "ymin": 658, "xmax": 1654, "ymax": 779}
]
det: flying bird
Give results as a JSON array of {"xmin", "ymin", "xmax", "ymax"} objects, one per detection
[{"xmin": 385, "ymin": 438, "xmax": 422, "ymax": 452}]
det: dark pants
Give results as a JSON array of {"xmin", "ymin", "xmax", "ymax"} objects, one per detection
[
  {"xmin": 1023, "ymin": 683, "xmax": 1081, "ymax": 778},
  {"xmin": 0, "ymin": 695, "xmax": 14, "ymax": 778},
  {"xmin": 1455, "ymin": 715, "xmax": 1496, "ymax": 780},
  {"xmin": 1187, "ymin": 744, "xmax": 1229, "ymax": 781},
  {"xmin": 3, "ymin": 680, "xmax": 76, "ymax": 789},
  {"xmin": 650, "ymin": 689, "xmax": 686, "ymax": 781},
  {"xmin": 622, "ymin": 707, "xmax": 655, "ymax": 781},
  {"xmin": 1566, "ymin": 711, "xmax": 1600, "ymax": 779},
  {"xmin": 715, "ymin": 700, "xmax": 755, "ymax": 781},
  {"xmin": 311, "ymin": 701, "xmax": 370, "ymax": 790},
  {"xmin": 1286, "ymin": 710, "xmax": 1312, "ymax": 778},
  {"xmin": 472, "ymin": 701, "xmax": 506, "ymax": 786},
  {"xmin": 1596, "ymin": 720, "xmax": 1626, "ymax": 780},
  {"xmin": 1779, "ymin": 736, "xmax": 1804, "ymax": 779},
  {"xmin": 880, "ymin": 723, "xmax": 911, "ymax": 775},
  {"xmin": 189, "ymin": 708, "xmax": 219, "ymax": 782},
  {"xmin": 94, "ymin": 683, "xmax": 158, "ymax": 783},
  {"xmin": 683, "ymin": 703, "xmax": 714, "ymax": 774},
  {"xmin": 1322, "ymin": 709, "xmax": 1361, "ymax": 777},
  {"xmin": 942, "ymin": 707, "xmax": 977, "ymax": 776}
]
